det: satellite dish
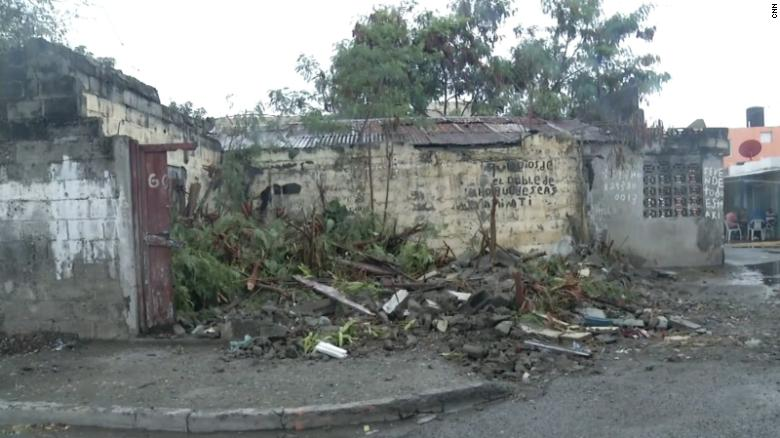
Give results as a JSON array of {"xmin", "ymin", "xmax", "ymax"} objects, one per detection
[{"xmin": 739, "ymin": 139, "xmax": 762, "ymax": 160}]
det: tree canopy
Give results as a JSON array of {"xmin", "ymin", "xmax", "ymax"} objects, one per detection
[
  {"xmin": 0, "ymin": 0, "xmax": 67, "ymax": 50},
  {"xmin": 269, "ymin": 0, "xmax": 669, "ymax": 124}
]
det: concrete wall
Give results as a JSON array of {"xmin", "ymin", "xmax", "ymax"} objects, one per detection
[
  {"xmin": 1, "ymin": 39, "xmax": 221, "ymax": 196},
  {"xmin": 0, "ymin": 122, "xmax": 137, "ymax": 338},
  {"xmin": 248, "ymin": 135, "xmax": 584, "ymax": 256},
  {"xmin": 586, "ymin": 130, "xmax": 728, "ymax": 267}
]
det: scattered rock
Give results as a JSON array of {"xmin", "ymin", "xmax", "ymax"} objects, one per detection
[
  {"xmin": 669, "ymin": 316, "xmax": 702, "ymax": 331},
  {"xmin": 435, "ymin": 319, "xmax": 449, "ymax": 333},
  {"xmin": 494, "ymin": 320, "xmax": 513, "ymax": 336},
  {"xmin": 462, "ymin": 344, "xmax": 487, "ymax": 359}
]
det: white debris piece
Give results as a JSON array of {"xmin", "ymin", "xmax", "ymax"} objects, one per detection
[
  {"xmin": 382, "ymin": 289, "xmax": 409, "ymax": 314},
  {"xmin": 314, "ymin": 341, "xmax": 348, "ymax": 359},
  {"xmin": 447, "ymin": 290, "xmax": 472, "ymax": 301}
]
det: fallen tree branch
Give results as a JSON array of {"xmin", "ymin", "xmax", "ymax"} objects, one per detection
[{"xmin": 293, "ymin": 275, "xmax": 375, "ymax": 316}]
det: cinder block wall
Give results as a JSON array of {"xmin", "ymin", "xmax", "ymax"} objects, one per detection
[
  {"xmin": 0, "ymin": 122, "xmax": 137, "ymax": 338},
  {"xmin": 247, "ymin": 135, "xmax": 585, "ymax": 256},
  {"xmin": 1, "ymin": 39, "xmax": 221, "ymax": 199},
  {"xmin": 585, "ymin": 130, "xmax": 728, "ymax": 267}
]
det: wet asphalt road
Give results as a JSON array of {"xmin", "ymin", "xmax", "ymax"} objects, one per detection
[
  {"xmin": 6, "ymin": 253, "xmax": 780, "ymax": 438},
  {"xmin": 6, "ymin": 353, "xmax": 780, "ymax": 438}
]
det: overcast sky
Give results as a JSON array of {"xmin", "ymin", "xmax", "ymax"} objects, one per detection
[{"xmin": 61, "ymin": 0, "xmax": 779, "ymax": 128}]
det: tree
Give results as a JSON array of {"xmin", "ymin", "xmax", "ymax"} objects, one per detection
[
  {"xmin": 330, "ymin": 5, "xmax": 425, "ymax": 119},
  {"xmin": 511, "ymin": 0, "xmax": 669, "ymax": 121},
  {"xmin": 415, "ymin": 0, "xmax": 514, "ymax": 116},
  {"xmin": 0, "ymin": 0, "xmax": 67, "ymax": 49}
]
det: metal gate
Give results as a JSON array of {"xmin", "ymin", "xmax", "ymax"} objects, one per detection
[{"xmin": 130, "ymin": 141, "xmax": 195, "ymax": 332}]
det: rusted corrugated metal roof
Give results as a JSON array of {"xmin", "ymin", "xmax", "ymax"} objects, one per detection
[{"xmin": 220, "ymin": 116, "xmax": 613, "ymax": 149}]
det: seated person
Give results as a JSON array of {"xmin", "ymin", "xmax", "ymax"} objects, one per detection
[{"xmin": 726, "ymin": 211, "xmax": 739, "ymax": 229}]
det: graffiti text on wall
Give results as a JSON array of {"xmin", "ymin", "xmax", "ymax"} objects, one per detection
[
  {"xmin": 601, "ymin": 167, "xmax": 641, "ymax": 205},
  {"xmin": 642, "ymin": 156, "xmax": 703, "ymax": 219},
  {"xmin": 455, "ymin": 159, "xmax": 558, "ymax": 211},
  {"xmin": 703, "ymin": 166, "xmax": 724, "ymax": 220}
]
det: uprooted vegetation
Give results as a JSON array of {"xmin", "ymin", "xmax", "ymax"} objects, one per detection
[
  {"xmin": 172, "ymin": 200, "xmax": 442, "ymax": 313},
  {"xmin": 170, "ymin": 184, "xmax": 673, "ymax": 381}
]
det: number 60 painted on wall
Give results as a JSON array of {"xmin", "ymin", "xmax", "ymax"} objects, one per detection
[{"xmin": 148, "ymin": 173, "xmax": 169, "ymax": 189}]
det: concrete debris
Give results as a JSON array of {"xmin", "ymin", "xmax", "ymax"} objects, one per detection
[
  {"xmin": 669, "ymin": 316, "xmax": 702, "ymax": 331},
  {"xmin": 653, "ymin": 316, "xmax": 669, "ymax": 330},
  {"xmin": 462, "ymin": 344, "xmax": 487, "ymax": 359},
  {"xmin": 578, "ymin": 307, "xmax": 606, "ymax": 319},
  {"xmin": 228, "ymin": 335, "xmax": 254, "ymax": 353},
  {"xmin": 314, "ymin": 341, "xmax": 348, "ymax": 359},
  {"xmin": 522, "ymin": 371, "xmax": 531, "ymax": 383},
  {"xmin": 447, "ymin": 290, "xmax": 471, "ymax": 302},
  {"xmin": 665, "ymin": 335, "xmax": 690, "ymax": 343},
  {"xmin": 494, "ymin": 320, "xmax": 513, "ymax": 336},
  {"xmin": 435, "ymin": 319, "xmax": 448, "ymax": 333},
  {"xmin": 654, "ymin": 269, "xmax": 678, "ymax": 280},
  {"xmin": 586, "ymin": 326, "xmax": 619, "ymax": 333},
  {"xmin": 424, "ymin": 299, "xmax": 441, "ymax": 311},
  {"xmin": 612, "ymin": 318, "xmax": 645, "ymax": 328},
  {"xmin": 382, "ymin": 290, "xmax": 410, "ymax": 315},
  {"xmin": 523, "ymin": 340, "xmax": 592, "ymax": 358}
]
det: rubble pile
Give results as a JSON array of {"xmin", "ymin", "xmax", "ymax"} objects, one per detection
[{"xmin": 171, "ymin": 203, "xmax": 709, "ymax": 381}]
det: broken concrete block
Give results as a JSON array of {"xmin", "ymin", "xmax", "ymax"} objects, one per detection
[
  {"xmin": 447, "ymin": 290, "xmax": 471, "ymax": 302},
  {"xmin": 435, "ymin": 319, "xmax": 448, "ymax": 333},
  {"xmin": 560, "ymin": 331, "xmax": 592, "ymax": 341},
  {"xmin": 611, "ymin": 318, "xmax": 645, "ymax": 328},
  {"xmin": 494, "ymin": 320, "xmax": 513, "ymax": 336},
  {"xmin": 382, "ymin": 289, "xmax": 409, "ymax": 315},
  {"xmin": 462, "ymin": 344, "xmax": 487, "ymax": 359},
  {"xmin": 654, "ymin": 316, "xmax": 669, "ymax": 330},
  {"xmin": 669, "ymin": 316, "xmax": 701, "ymax": 331}
]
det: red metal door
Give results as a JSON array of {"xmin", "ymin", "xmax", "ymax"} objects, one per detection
[{"xmin": 130, "ymin": 141, "xmax": 195, "ymax": 332}]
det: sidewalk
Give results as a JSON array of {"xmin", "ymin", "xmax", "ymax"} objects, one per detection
[{"xmin": 0, "ymin": 341, "xmax": 510, "ymax": 432}]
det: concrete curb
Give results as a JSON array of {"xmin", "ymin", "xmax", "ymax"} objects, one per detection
[{"xmin": 0, "ymin": 381, "xmax": 512, "ymax": 433}]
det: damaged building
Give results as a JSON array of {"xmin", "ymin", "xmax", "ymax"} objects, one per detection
[
  {"xmin": 0, "ymin": 40, "xmax": 729, "ymax": 339},
  {"xmin": 0, "ymin": 40, "xmax": 221, "ymax": 338}
]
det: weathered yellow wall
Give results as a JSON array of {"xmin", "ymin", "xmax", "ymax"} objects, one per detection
[
  {"xmin": 82, "ymin": 92, "xmax": 221, "ymax": 189},
  {"xmin": 250, "ymin": 136, "xmax": 583, "ymax": 255}
]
